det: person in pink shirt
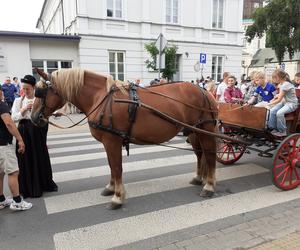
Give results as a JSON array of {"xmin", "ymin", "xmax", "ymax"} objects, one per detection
[{"xmin": 224, "ymin": 75, "xmax": 243, "ymax": 103}]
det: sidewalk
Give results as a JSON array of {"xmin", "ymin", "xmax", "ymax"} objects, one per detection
[{"xmin": 48, "ymin": 114, "xmax": 90, "ymax": 134}]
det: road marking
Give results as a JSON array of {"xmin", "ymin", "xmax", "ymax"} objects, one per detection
[
  {"xmin": 47, "ymin": 137, "xmax": 97, "ymax": 146},
  {"xmin": 46, "ymin": 164, "xmax": 267, "ymax": 214},
  {"xmin": 51, "ymin": 143, "xmax": 190, "ymax": 164},
  {"xmin": 54, "ymin": 184, "xmax": 295, "ymax": 250},
  {"xmin": 48, "ymin": 137, "xmax": 182, "ymax": 154},
  {"xmin": 48, "ymin": 132, "xmax": 91, "ymax": 140},
  {"xmin": 53, "ymin": 154, "xmax": 196, "ymax": 183}
]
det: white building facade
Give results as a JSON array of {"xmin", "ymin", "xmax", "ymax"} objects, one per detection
[
  {"xmin": 37, "ymin": 0, "xmax": 244, "ymax": 83},
  {"xmin": 0, "ymin": 31, "xmax": 80, "ymax": 81}
]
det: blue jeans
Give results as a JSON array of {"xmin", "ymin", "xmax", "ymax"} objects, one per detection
[{"xmin": 268, "ymin": 102, "xmax": 297, "ymax": 132}]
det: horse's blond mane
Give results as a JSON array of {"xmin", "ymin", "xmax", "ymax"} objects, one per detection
[
  {"xmin": 50, "ymin": 68, "xmax": 128, "ymax": 101},
  {"xmin": 51, "ymin": 68, "xmax": 85, "ymax": 102}
]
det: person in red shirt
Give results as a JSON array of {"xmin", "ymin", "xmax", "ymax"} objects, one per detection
[{"xmin": 224, "ymin": 75, "xmax": 243, "ymax": 103}]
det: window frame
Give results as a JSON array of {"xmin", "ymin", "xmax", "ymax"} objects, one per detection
[
  {"xmin": 106, "ymin": 0, "xmax": 123, "ymax": 19},
  {"xmin": 31, "ymin": 60, "xmax": 73, "ymax": 79},
  {"xmin": 212, "ymin": 0, "xmax": 225, "ymax": 29},
  {"xmin": 108, "ymin": 51, "xmax": 125, "ymax": 81},
  {"xmin": 211, "ymin": 55, "xmax": 224, "ymax": 82},
  {"xmin": 166, "ymin": 0, "xmax": 180, "ymax": 24}
]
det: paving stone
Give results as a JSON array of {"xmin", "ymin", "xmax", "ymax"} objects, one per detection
[
  {"xmin": 190, "ymin": 234, "xmax": 209, "ymax": 244},
  {"xmin": 158, "ymin": 244, "xmax": 180, "ymax": 250},
  {"xmin": 221, "ymin": 223, "xmax": 250, "ymax": 234},
  {"xmin": 207, "ymin": 230, "xmax": 225, "ymax": 239},
  {"xmin": 175, "ymin": 239, "xmax": 194, "ymax": 248}
]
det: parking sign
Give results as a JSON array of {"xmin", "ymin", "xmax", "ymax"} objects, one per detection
[{"xmin": 200, "ymin": 53, "xmax": 206, "ymax": 64}]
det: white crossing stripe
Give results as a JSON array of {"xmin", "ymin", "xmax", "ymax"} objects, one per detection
[
  {"xmin": 48, "ymin": 132, "xmax": 91, "ymax": 140},
  {"xmin": 47, "ymin": 137, "xmax": 97, "ymax": 146},
  {"xmin": 53, "ymin": 155, "xmax": 196, "ymax": 183},
  {"xmin": 51, "ymin": 143, "xmax": 190, "ymax": 164},
  {"xmin": 46, "ymin": 164, "xmax": 267, "ymax": 214},
  {"xmin": 48, "ymin": 137, "xmax": 182, "ymax": 154},
  {"xmin": 54, "ymin": 184, "xmax": 297, "ymax": 250}
]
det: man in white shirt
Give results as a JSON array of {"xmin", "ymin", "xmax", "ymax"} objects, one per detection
[{"xmin": 216, "ymin": 72, "xmax": 230, "ymax": 103}]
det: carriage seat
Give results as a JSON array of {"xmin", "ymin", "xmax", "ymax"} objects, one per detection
[{"xmin": 284, "ymin": 89, "xmax": 300, "ymax": 132}]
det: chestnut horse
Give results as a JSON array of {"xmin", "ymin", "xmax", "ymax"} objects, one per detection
[{"xmin": 31, "ymin": 68, "xmax": 218, "ymax": 209}]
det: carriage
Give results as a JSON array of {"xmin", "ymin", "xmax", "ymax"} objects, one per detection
[{"xmin": 217, "ymin": 94, "xmax": 300, "ymax": 191}]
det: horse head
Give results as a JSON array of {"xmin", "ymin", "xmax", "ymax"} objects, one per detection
[{"xmin": 31, "ymin": 68, "xmax": 66, "ymax": 127}]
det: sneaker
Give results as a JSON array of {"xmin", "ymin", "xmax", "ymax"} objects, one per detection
[
  {"xmin": 10, "ymin": 199, "xmax": 33, "ymax": 211},
  {"xmin": 271, "ymin": 131, "xmax": 287, "ymax": 137},
  {"xmin": 0, "ymin": 197, "xmax": 13, "ymax": 209}
]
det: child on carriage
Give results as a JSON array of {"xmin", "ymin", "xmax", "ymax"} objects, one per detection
[
  {"xmin": 224, "ymin": 75, "xmax": 243, "ymax": 104},
  {"xmin": 245, "ymin": 71, "xmax": 276, "ymax": 107},
  {"xmin": 266, "ymin": 69, "xmax": 298, "ymax": 137}
]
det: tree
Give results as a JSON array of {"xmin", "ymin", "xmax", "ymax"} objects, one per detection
[
  {"xmin": 144, "ymin": 42, "xmax": 178, "ymax": 80},
  {"xmin": 245, "ymin": 0, "xmax": 300, "ymax": 64}
]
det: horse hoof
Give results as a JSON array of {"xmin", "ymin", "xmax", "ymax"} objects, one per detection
[
  {"xmin": 189, "ymin": 178, "xmax": 203, "ymax": 186},
  {"xmin": 200, "ymin": 189, "xmax": 214, "ymax": 197},
  {"xmin": 109, "ymin": 202, "xmax": 122, "ymax": 210},
  {"xmin": 101, "ymin": 188, "xmax": 114, "ymax": 196}
]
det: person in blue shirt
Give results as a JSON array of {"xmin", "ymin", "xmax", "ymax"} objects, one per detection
[
  {"xmin": 2, "ymin": 77, "xmax": 17, "ymax": 108},
  {"xmin": 246, "ymin": 71, "xmax": 276, "ymax": 107}
]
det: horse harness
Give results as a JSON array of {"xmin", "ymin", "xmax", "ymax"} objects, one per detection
[{"xmin": 89, "ymin": 82, "xmax": 140, "ymax": 155}]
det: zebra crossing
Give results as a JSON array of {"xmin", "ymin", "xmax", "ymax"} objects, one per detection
[{"xmin": 44, "ymin": 131, "xmax": 300, "ymax": 250}]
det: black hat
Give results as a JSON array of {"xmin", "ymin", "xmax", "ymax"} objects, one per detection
[{"xmin": 21, "ymin": 75, "xmax": 36, "ymax": 86}]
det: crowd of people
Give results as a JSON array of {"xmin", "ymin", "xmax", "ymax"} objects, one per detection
[
  {"xmin": 197, "ymin": 70, "xmax": 300, "ymax": 137},
  {"xmin": 0, "ymin": 74, "xmax": 57, "ymax": 211}
]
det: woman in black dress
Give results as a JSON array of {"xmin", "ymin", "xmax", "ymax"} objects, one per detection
[{"xmin": 11, "ymin": 75, "xmax": 57, "ymax": 198}]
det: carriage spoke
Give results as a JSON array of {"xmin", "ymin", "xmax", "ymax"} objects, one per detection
[
  {"xmin": 280, "ymin": 167, "xmax": 290, "ymax": 185},
  {"xmin": 274, "ymin": 163, "xmax": 288, "ymax": 170},
  {"xmin": 276, "ymin": 166, "xmax": 289, "ymax": 181}
]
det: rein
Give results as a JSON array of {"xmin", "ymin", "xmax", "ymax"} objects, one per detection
[
  {"xmin": 138, "ymin": 85, "xmax": 218, "ymax": 114},
  {"xmin": 47, "ymin": 90, "xmax": 113, "ymax": 129},
  {"xmin": 114, "ymin": 98, "xmax": 251, "ymax": 146}
]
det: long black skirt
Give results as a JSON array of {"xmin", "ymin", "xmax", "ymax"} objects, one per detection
[{"xmin": 16, "ymin": 120, "xmax": 57, "ymax": 198}]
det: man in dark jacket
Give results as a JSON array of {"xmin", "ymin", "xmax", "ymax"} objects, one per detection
[{"xmin": 2, "ymin": 76, "xmax": 17, "ymax": 108}]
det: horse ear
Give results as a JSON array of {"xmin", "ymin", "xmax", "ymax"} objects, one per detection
[{"xmin": 35, "ymin": 68, "xmax": 48, "ymax": 80}]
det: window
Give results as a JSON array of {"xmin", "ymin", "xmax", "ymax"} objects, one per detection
[
  {"xmin": 211, "ymin": 55, "xmax": 223, "ymax": 82},
  {"xmin": 109, "ymin": 51, "xmax": 125, "ymax": 81},
  {"xmin": 166, "ymin": 0, "xmax": 179, "ymax": 24},
  {"xmin": 107, "ymin": 0, "xmax": 122, "ymax": 18},
  {"xmin": 212, "ymin": 0, "xmax": 224, "ymax": 29},
  {"xmin": 31, "ymin": 60, "xmax": 72, "ymax": 80}
]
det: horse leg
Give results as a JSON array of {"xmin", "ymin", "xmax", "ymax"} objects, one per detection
[
  {"xmin": 189, "ymin": 133, "xmax": 204, "ymax": 186},
  {"xmin": 102, "ymin": 138, "xmax": 126, "ymax": 209},
  {"xmin": 100, "ymin": 156, "xmax": 115, "ymax": 196},
  {"xmin": 198, "ymin": 124, "xmax": 217, "ymax": 197}
]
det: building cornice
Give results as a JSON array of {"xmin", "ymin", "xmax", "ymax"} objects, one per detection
[
  {"xmin": 78, "ymin": 16, "xmax": 245, "ymax": 35},
  {"xmin": 0, "ymin": 30, "xmax": 80, "ymax": 41},
  {"xmin": 79, "ymin": 33, "xmax": 243, "ymax": 48}
]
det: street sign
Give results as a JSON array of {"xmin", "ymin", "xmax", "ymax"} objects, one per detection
[
  {"xmin": 156, "ymin": 53, "xmax": 165, "ymax": 69},
  {"xmin": 200, "ymin": 53, "xmax": 206, "ymax": 64},
  {"xmin": 155, "ymin": 33, "xmax": 168, "ymax": 51},
  {"xmin": 194, "ymin": 62, "xmax": 201, "ymax": 72},
  {"xmin": 155, "ymin": 33, "xmax": 168, "ymax": 79}
]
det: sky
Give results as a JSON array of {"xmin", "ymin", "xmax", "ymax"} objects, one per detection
[{"xmin": 0, "ymin": 0, "xmax": 45, "ymax": 32}]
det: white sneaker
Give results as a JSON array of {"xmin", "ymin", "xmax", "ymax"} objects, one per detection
[
  {"xmin": 10, "ymin": 199, "xmax": 33, "ymax": 211},
  {"xmin": 271, "ymin": 131, "xmax": 287, "ymax": 137},
  {"xmin": 0, "ymin": 197, "xmax": 13, "ymax": 209}
]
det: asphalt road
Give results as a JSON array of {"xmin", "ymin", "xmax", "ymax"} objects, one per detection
[{"xmin": 1, "ymin": 128, "xmax": 299, "ymax": 250}]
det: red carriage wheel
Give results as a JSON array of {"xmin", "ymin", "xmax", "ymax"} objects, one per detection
[
  {"xmin": 216, "ymin": 126, "xmax": 246, "ymax": 165},
  {"xmin": 272, "ymin": 134, "xmax": 300, "ymax": 190}
]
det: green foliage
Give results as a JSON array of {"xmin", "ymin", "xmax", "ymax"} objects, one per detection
[
  {"xmin": 245, "ymin": 0, "xmax": 300, "ymax": 63},
  {"xmin": 144, "ymin": 42, "xmax": 178, "ymax": 80}
]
